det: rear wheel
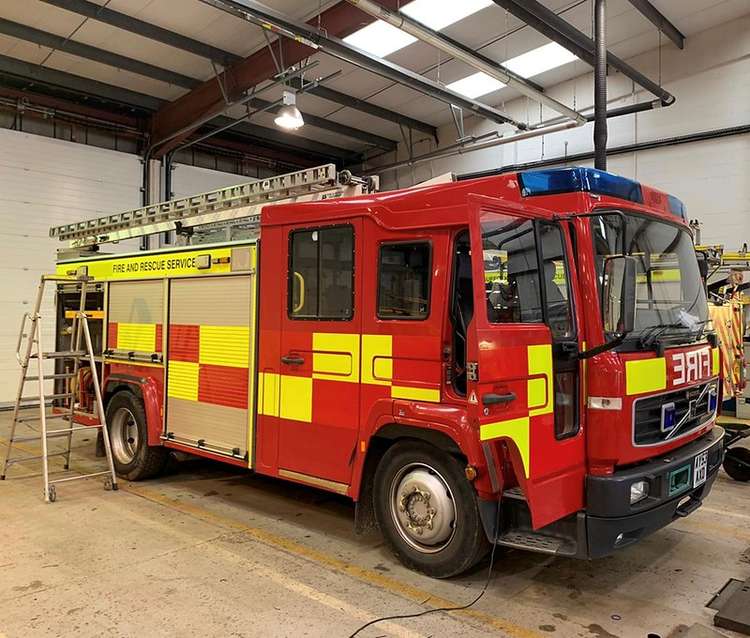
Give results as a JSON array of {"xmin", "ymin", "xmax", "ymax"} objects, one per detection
[
  {"xmin": 106, "ymin": 391, "xmax": 167, "ymax": 481},
  {"xmin": 723, "ymin": 447, "xmax": 750, "ymax": 482},
  {"xmin": 373, "ymin": 440, "xmax": 489, "ymax": 578}
]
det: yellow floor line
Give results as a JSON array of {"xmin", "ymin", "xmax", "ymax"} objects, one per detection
[
  {"xmin": 0, "ymin": 435, "xmax": 539, "ymax": 638},
  {"xmin": 125, "ymin": 483, "xmax": 540, "ymax": 638}
]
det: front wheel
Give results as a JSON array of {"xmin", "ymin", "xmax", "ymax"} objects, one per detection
[
  {"xmin": 105, "ymin": 391, "xmax": 168, "ymax": 481},
  {"xmin": 373, "ymin": 440, "xmax": 489, "ymax": 578}
]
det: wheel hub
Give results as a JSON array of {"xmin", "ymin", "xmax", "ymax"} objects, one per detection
[
  {"xmin": 390, "ymin": 464, "xmax": 456, "ymax": 553},
  {"xmin": 110, "ymin": 407, "xmax": 138, "ymax": 464}
]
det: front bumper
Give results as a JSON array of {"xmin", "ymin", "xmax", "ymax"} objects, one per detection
[
  {"xmin": 584, "ymin": 426, "xmax": 724, "ymax": 558},
  {"xmin": 480, "ymin": 427, "xmax": 725, "ymax": 559}
]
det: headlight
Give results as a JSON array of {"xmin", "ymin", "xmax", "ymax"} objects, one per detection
[{"xmin": 630, "ymin": 480, "xmax": 649, "ymax": 504}]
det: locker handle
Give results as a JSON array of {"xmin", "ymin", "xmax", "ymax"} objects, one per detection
[
  {"xmin": 281, "ymin": 355, "xmax": 305, "ymax": 366},
  {"xmin": 482, "ymin": 392, "xmax": 516, "ymax": 406}
]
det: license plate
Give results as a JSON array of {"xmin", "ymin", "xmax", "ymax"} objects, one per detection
[{"xmin": 693, "ymin": 451, "xmax": 708, "ymax": 488}]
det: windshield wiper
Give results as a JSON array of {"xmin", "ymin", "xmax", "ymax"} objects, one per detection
[{"xmin": 639, "ymin": 320, "xmax": 708, "ymax": 351}]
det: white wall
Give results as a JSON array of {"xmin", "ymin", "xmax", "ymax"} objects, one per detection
[
  {"xmin": 377, "ymin": 15, "xmax": 750, "ymax": 248},
  {"xmin": 0, "ymin": 129, "xmax": 142, "ymax": 403},
  {"xmin": 170, "ymin": 163, "xmax": 255, "ymax": 200}
]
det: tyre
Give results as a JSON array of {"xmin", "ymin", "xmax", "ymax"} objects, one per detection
[
  {"xmin": 723, "ymin": 447, "xmax": 750, "ymax": 482},
  {"xmin": 373, "ymin": 440, "xmax": 490, "ymax": 578},
  {"xmin": 105, "ymin": 390, "xmax": 168, "ymax": 481}
]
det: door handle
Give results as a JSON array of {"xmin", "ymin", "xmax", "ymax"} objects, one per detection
[
  {"xmin": 281, "ymin": 354, "xmax": 304, "ymax": 366},
  {"xmin": 482, "ymin": 392, "xmax": 516, "ymax": 406}
]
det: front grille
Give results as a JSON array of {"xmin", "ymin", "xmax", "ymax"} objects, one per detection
[{"xmin": 633, "ymin": 382, "xmax": 716, "ymax": 446}]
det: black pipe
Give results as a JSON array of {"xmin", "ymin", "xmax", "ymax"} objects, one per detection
[
  {"xmin": 492, "ymin": 0, "xmax": 675, "ymax": 106},
  {"xmin": 457, "ymin": 123, "xmax": 750, "ymax": 180},
  {"xmin": 585, "ymin": 99, "xmax": 660, "ymax": 122},
  {"xmin": 594, "ymin": 0, "xmax": 608, "ymax": 170}
]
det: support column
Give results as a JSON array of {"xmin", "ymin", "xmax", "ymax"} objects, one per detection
[{"xmin": 594, "ymin": 0, "xmax": 608, "ymax": 170}]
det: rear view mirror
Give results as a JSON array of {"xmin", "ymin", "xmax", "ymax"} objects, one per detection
[{"xmin": 602, "ymin": 255, "xmax": 637, "ymax": 335}]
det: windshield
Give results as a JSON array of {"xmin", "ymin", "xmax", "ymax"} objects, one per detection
[{"xmin": 590, "ymin": 212, "xmax": 708, "ymax": 345}]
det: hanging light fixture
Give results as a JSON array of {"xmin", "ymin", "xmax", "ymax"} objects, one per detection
[{"xmin": 274, "ymin": 90, "xmax": 305, "ymax": 130}]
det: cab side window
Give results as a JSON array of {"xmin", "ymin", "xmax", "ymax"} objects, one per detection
[
  {"xmin": 377, "ymin": 242, "xmax": 431, "ymax": 319},
  {"xmin": 481, "ymin": 216, "xmax": 543, "ymax": 324},
  {"xmin": 538, "ymin": 222, "xmax": 574, "ymax": 341},
  {"xmin": 288, "ymin": 225, "xmax": 353, "ymax": 320}
]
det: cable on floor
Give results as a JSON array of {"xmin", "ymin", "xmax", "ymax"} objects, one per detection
[{"xmin": 347, "ymin": 500, "xmax": 502, "ymax": 638}]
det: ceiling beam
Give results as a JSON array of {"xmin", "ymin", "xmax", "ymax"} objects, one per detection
[
  {"xmin": 40, "ymin": 0, "xmax": 435, "ymax": 144},
  {"xmin": 285, "ymin": 78, "xmax": 438, "ymax": 140},
  {"xmin": 149, "ymin": 0, "xmax": 414, "ymax": 158},
  {"xmin": 0, "ymin": 54, "xmax": 360, "ymax": 163},
  {"xmin": 0, "ymin": 19, "xmax": 392, "ymax": 150},
  {"xmin": 0, "ymin": 53, "xmax": 163, "ymax": 110},
  {"xmin": 246, "ymin": 96, "xmax": 397, "ymax": 150},
  {"xmin": 39, "ymin": 0, "xmax": 241, "ymax": 67},
  {"xmin": 491, "ymin": 0, "xmax": 675, "ymax": 105},
  {"xmin": 627, "ymin": 0, "xmax": 685, "ymax": 49},
  {"xmin": 0, "ymin": 18, "xmax": 199, "ymax": 90},
  {"xmin": 201, "ymin": 0, "xmax": 526, "ymax": 128}
]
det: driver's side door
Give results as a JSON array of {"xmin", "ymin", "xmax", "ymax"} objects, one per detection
[{"xmin": 466, "ymin": 194, "xmax": 586, "ymax": 530}]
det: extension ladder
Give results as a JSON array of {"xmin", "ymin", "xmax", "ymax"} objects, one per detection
[{"xmin": 1, "ymin": 273, "xmax": 118, "ymax": 502}]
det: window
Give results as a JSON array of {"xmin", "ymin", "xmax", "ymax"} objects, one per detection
[
  {"xmin": 481, "ymin": 214, "xmax": 542, "ymax": 324},
  {"xmin": 289, "ymin": 225, "xmax": 353, "ymax": 320},
  {"xmin": 378, "ymin": 242, "xmax": 431, "ymax": 319},
  {"xmin": 590, "ymin": 213, "xmax": 708, "ymax": 342},
  {"xmin": 538, "ymin": 222, "xmax": 575, "ymax": 340}
]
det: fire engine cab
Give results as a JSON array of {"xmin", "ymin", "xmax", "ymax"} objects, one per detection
[{"xmin": 51, "ymin": 164, "xmax": 724, "ymax": 578}]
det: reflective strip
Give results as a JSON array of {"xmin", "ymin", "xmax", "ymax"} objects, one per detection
[
  {"xmin": 625, "ymin": 358, "xmax": 667, "ymax": 395},
  {"xmin": 280, "ymin": 375, "xmax": 312, "ymax": 423},
  {"xmin": 167, "ymin": 360, "xmax": 199, "ymax": 401},
  {"xmin": 312, "ymin": 332, "xmax": 360, "ymax": 383},
  {"xmin": 361, "ymin": 334, "xmax": 392, "ymax": 385},
  {"xmin": 479, "ymin": 416, "xmax": 530, "ymax": 478},
  {"xmin": 199, "ymin": 325, "xmax": 249, "ymax": 368},
  {"xmin": 712, "ymin": 348, "xmax": 720, "ymax": 376},
  {"xmin": 527, "ymin": 343, "xmax": 553, "ymax": 416},
  {"xmin": 57, "ymin": 246, "xmax": 235, "ymax": 280},
  {"xmin": 391, "ymin": 386, "xmax": 440, "ymax": 402},
  {"xmin": 117, "ymin": 322, "xmax": 157, "ymax": 352},
  {"xmin": 257, "ymin": 372, "xmax": 280, "ymax": 417}
]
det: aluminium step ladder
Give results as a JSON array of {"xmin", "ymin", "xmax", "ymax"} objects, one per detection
[{"xmin": 0, "ymin": 273, "xmax": 118, "ymax": 502}]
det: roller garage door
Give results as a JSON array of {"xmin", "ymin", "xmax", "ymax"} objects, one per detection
[{"xmin": 0, "ymin": 129, "xmax": 141, "ymax": 403}]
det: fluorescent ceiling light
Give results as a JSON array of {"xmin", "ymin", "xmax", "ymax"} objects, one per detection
[
  {"xmin": 343, "ymin": 0, "xmax": 492, "ymax": 58},
  {"xmin": 402, "ymin": 0, "xmax": 493, "ymax": 31},
  {"xmin": 446, "ymin": 72, "xmax": 505, "ymax": 99},
  {"xmin": 503, "ymin": 42, "xmax": 579, "ymax": 78},
  {"xmin": 343, "ymin": 20, "xmax": 417, "ymax": 58}
]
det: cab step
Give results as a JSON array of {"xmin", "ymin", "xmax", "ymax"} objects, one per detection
[{"xmin": 495, "ymin": 530, "xmax": 578, "ymax": 556}]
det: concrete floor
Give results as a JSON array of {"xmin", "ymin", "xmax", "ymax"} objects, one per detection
[{"xmin": 1, "ymin": 412, "xmax": 748, "ymax": 638}]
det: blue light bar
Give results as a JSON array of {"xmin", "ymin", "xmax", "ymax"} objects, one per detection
[
  {"xmin": 667, "ymin": 194, "xmax": 687, "ymax": 220},
  {"xmin": 518, "ymin": 167, "xmax": 644, "ymax": 204}
]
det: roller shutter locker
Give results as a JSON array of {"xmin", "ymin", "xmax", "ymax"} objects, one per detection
[{"xmin": 166, "ymin": 275, "xmax": 254, "ymax": 457}]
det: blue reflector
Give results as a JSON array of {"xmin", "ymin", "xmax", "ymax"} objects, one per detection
[
  {"xmin": 661, "ymin": 402, "xmax": 676, "ymax": 432},
  {"xmin": 667, "ymin": 194, "xmax": 687, "ymax": 220},
  {"xmin": 518, "ymin": 167, "xmax": 644, "ymax": 204},
  {"xmin": 708, "ymin": 389, "xmax": 718, "ymax": 413}
]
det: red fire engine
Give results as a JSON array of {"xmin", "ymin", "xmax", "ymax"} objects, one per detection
[{"xmin": 49, "ymin": 165, "xmax": 724, "ymax": 578}]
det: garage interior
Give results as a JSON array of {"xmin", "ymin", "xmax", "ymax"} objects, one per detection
[{"xmin": 0, "ymin": 0, "xmax": 749, "ymax": 637}]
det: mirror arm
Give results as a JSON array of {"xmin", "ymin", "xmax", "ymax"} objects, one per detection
[{"xmin": 576, "ymin": 332, "xmax": 628, "ymax": 360}]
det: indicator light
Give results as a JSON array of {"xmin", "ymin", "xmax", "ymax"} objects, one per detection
[{"xmin": 661, "ymin": 402, "xmax": 676, "ymax": 432}]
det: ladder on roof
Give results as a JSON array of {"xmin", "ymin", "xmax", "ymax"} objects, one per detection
[
  {"xmin": 1, "ymin": 273, "xmax": 118, "ymax": 502},
  {"xmin": 50, "ymin": 164, "xmax": 370, "ymax": 249}
]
